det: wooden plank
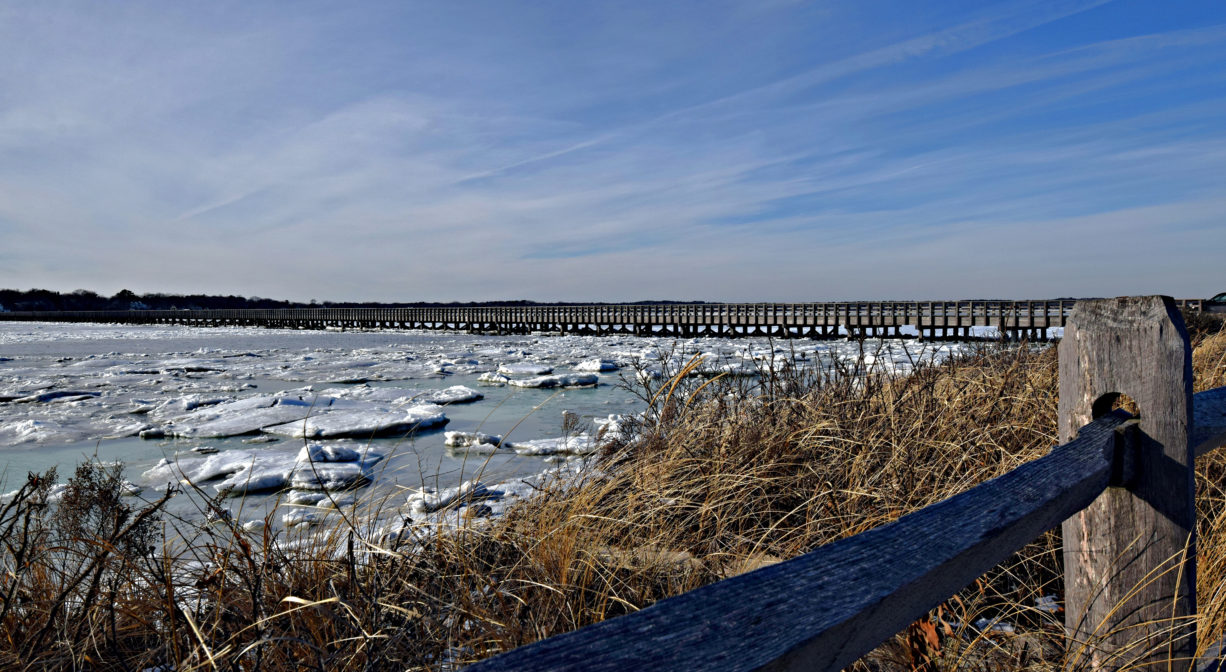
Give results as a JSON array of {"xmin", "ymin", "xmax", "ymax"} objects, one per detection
[
  {"xmin": 1193, "ymin": 387, "xmax": 1226, "ymax": 459},
  {"xmin": 466, "ymin": 415, "xmax": 1126, "ymax": 672},
  {"xmin": 1060, "ymin": 296, "xmax": 1195, "ymax": 671}
]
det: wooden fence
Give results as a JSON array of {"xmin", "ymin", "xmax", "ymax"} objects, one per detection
[{"xmin": 465, "ymin": 296, "xmax": 1226, "ymax": 671}]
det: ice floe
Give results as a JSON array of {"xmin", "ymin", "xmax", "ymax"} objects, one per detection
[
  {"xmin": 14, "ymin": 390, "xmax": 101, "ymax": 403},
  {"xmin": 510, "ymin": 434, "xmax": 598, "ymax": 456},
  {"xmin": 508, "ymin": 373, "xmax": 599, "ymax": 389},
  {"xmin": 141, "ymin": 442, "xmax": 385, "ymax": 497},
  {"xmin": 477, "ymin": 372, "xmax": 510, "ymax": 386},
  {"xmin": 594, "ymin": 414, "xmax": 633, "ymax": 442},
  {"xmin": 319, "ymin": 384, "xmax": 483, "ymax": 405},
  {"xmin": 263, "ymin": 403, "xmax": 448, "ymax": 439},
  {"xmin": 495, "ymin": 362, "xmax": 554, "ymax": 376},
  {"xmin": 443, "ymin": 431, "xmax": 507, "ymax": 450},
  {"xmin": 159, "ymin": 400, "xmax": 321, "ymax": 439},
  {"xmin": 290, "ymin": 461, "xmax": 370, "ymax": 491},
  {"xmin": 406, "ymin": 479, "xmax": 497, "ymax": 515},
  {"xmin": 573, "ymin": 358, "xmax": 618, "ymax": 372},
  {"xmin": 384, "ymin": 462, "xmax": 596, "ymax": 543}
]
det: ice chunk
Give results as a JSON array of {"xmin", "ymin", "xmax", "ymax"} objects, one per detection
[
  {"xmin": 423, "ymin": 385, "xmax": 483, "ymax": 404},
  {"xmin": 214, "ymin": 462, "xmax": 293, "ymax": 496},
  {"xmin": 164, "ymin": 401, "xmax": 322, "ymax": 439},
  {"xmin": 477, "ymin": 372, "xmax": 510, "ymax": 386},
  {"xmin": 142, "ymin": 449, "xmax": 294, "ymax": 496},
  {"xmin": 45, "ymin": 483, "xmax": 70, "ymax": 503},
  {"xmin": 263, "ymin": 404, "xmax": 448, "ymax": 439},
  {"xmin": 273, "ymin": 395, "xmax": 330, "ymax": 408},
  {"xmin": 595, "ymin": 414, "xmax": 633, "ymax": 442},
  {"xmin": 497, "ymin": 363, "xmax": 553, "ymax": 376},
  {"xmin": 573, "ymin": 358, "xmax": 617, "ymax": 372},
  {"xmin": 636, "ymin": 367, "xmax": 664, "ymax": 382},
  {"xmin": 142, "ymin": 441, "xmax": 384, "ymax": 496},
  {"xmin": 291, "ymin": 444, "xmax": 383, "ymax": 492},
  {"xmin": 14, "ymin": 390, "xmax": 101, "ymax": 403},
  {"xmin": 316, "ymin": 494, "xmax": 356, "ymax": 509},
  {"xmin": 283, "ymin": 490, "xmax": 329, "ymax": 505},
  {"xmin": 289, "ymin": 462, "xmax": 369, "ymax": 491},
  {"xmin": 715, "ymin": 361, "xmax": 760, "ymax": 378},
  {"xmin": 154, "ymin": 395, "xmax": 234, "ymax": 414},
  {"xmin": 511, "ymin": 435, "xmax": 598, "ymax": 456},
  {"xmin": 407, "ymin": 480, "xmax": 495, "ymax": 515},
  {"xmin": 317, "ymin": 385, "xmax": 481, "ymax": 405},
  {"xmin": 508, "ymin": 373, "xmax": 598, "ymax": 389},
  {"xmin": 443, "ymin": 431, "xmax": 506, "ymax": 449},
  {"xmin": 49, "ymin": 394, "xmax": 100, "ymax": 404},
  {"xmin": 160, "ymin": 358, "xmax": 223, "ymax": 373},
  {"xmin": 295, "ymin": 443, "xmax": 364, "ymax": 463},
  {"xmin": 282, "ymin": 508, "xmax": 330, "ymax": 527},
  {"xmin": 13, "ymin": 420, "xmax": 51, "ymax": 440}
]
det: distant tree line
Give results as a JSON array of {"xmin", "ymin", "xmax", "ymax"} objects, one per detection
[{"xmin": 0, "ymin": 288, "xmax": 706, "ymax": 312}]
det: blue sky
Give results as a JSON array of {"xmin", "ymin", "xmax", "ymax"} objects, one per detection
[{"xmin": 1, "ymin": 0, "xmax": 1224, "ymax": 302}]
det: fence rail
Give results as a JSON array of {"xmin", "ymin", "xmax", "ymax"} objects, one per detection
[{"xmin": 463, "ymin": 296, "xmax": 1226, "ymax": 671}]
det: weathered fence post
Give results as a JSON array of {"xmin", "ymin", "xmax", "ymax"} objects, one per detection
[{"xmin": 1060, "ymin": 296, "xmax": 1195, "ymax": 669}]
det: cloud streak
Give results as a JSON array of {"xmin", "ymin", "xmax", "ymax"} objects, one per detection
[{"xmin": 0, "ymin": 1, "xmax": 1223, "ymax": 302}]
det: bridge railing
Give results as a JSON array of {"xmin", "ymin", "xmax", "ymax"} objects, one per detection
[
  {"xmin": 0, "ymin": 299, "xmax": 1209, "ymax": 336},
  {"xmin": 463, "ymin": 296, "xmax": 1226, "ymax": 672}
]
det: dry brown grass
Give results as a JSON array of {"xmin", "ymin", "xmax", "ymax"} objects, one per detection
[{"xmin": 2, "ymin": 324, "xmax": 1225, "ymax": 670}]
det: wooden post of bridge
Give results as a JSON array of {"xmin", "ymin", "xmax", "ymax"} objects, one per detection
[{"xmin": 1060, "ymin": 296, "xmax": 1195, "ymax": 670}]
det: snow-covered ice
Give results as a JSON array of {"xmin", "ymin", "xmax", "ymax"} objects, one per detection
[
  {"xmin": 573, "ymin": 358, "xmax": 618, "ymax": 372},
  {"xmin": 477, "ymin": 372, "xmax": 510, "ymax": 386},
  {"xmin": 510, "ymin": 434, "xmax": 598, "ymax": 456},
  {"xmin": 508, "ymin": 373, "xmax": 599, "ymax": 388},
  {"xmin": 406, "ymin": 479, "xmax": 498, "ymax": 515},
  {"xmin": 159, "ymin": 396, "xmax": 316, "ymax": 438},
  {"xmin": 263, "ymin": 403, "xmax": 448, "ymax": 439},
  {"xmin": 497, "ymin": 363, "xmax": 553, "ymax": 376},
  {"xmin": 317, "ymin": 384, "xmax": 483, "ymax": 405},
  {"xmin": 141, "ymin": 441, "xmax": 385, "ymax": 497},
  {"xmin": 444, "ymin": 431, "xmax": 507, "ymax": 450}
]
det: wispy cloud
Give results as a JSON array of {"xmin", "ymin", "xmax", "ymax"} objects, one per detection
[{"xmin": 0, "ymin": 1, "xmax": 1223, "ymax": 301}]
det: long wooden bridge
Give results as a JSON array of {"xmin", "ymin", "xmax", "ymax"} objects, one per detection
[{"xmin": 0, "ymin": 299, "xmax": 1208, "ymax": 340}]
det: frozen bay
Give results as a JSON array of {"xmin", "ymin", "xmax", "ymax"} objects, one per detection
[{"xmin": 0, "ymin": 321, "xmax": 958, "ymax": 529}]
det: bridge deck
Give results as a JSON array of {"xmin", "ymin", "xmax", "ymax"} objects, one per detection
[{"xmin": 0, "ymin": 301, "xmax": 1122, "ymax": 340}]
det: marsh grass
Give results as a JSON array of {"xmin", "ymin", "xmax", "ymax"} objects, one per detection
[{"xmin": 2, "ymin": 325, "xmax": 1225, "ymax": 670}]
